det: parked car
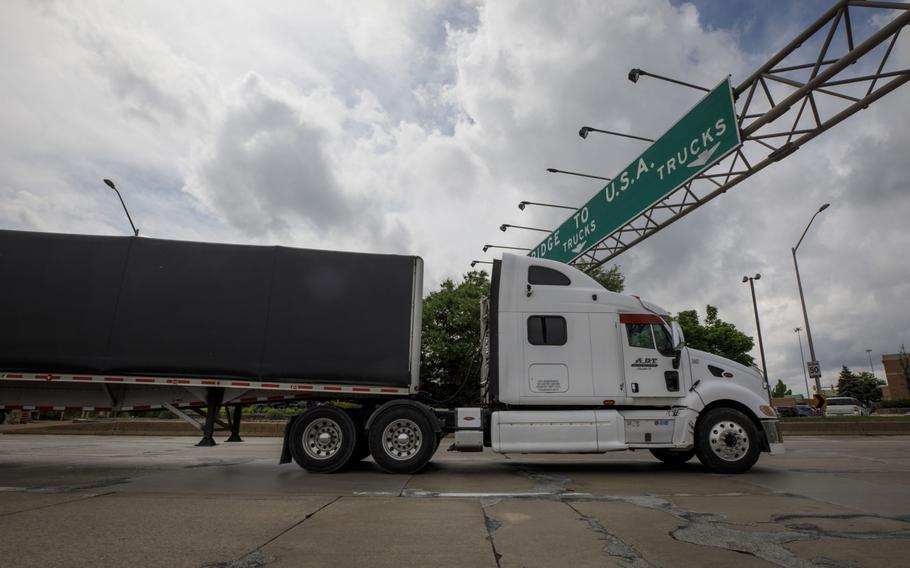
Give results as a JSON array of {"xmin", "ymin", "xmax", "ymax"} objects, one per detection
[
  {"xmin": 775, "ymin": 405, "xmax": 819, "ymax": 417},
  {"xmin": 793, "ymin": 404, "xmax": 819, "ymax": 417},
  {"xmin": 824, "ymin": 397, "xmax": 867, "ymax": 416}
]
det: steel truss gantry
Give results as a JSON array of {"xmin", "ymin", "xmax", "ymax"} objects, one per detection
[{"xmin": 570, "ymin": 0, "xmax": 909, "ymax": 270}]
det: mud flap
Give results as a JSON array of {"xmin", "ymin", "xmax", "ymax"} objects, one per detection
[{"xmin": 279, "ymin": 415, "xmax": 302, "ymax": 464}]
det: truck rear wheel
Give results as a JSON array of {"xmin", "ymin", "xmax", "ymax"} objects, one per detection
[
  {"xmin": 695, "ymin": 408, "xmax": 761, "ymax": 474},
  {"xmin": 650, "ymin": 448, "xmax": 695, "ymax": 465},
  {"xmin": 289, "ymin": 407, "xmax": 357, "ymax": 473},
  {"xmin": 368, "ymin": 406, "xmax": 437, "ymax": 474}
]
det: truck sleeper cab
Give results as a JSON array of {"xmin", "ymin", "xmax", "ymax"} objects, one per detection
[{"xmin": 281, "ymin": 253, "xmax": 782, "ymax": 475}]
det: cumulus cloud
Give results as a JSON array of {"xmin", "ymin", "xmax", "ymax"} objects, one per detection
[{"xmin": 1, "ymin": 0, "xmax": 908, "ymax": 394}]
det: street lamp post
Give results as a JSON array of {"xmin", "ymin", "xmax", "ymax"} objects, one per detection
[
  {"xmin": 866, "ymin": 349, "xmax": 875, "ymax": 375},
  {"xmin": 103, "ymin": 179, "xmax": 139, "ymax": 237},
  {"xmin": 519, "ymin": 201, "xmax": 575, "ymax": 211},
  {"xmin": 545, "ymin": 168, "xmax": 611, "ymax": 182},
  {"xmin": 743, "ymin": 274, "xmax": 772, "ymax": 403},
  {"xmin": 627, "ymin": 68, "xmax": 710, "ymax": 92},
  {"xmin": 483, "ymin": 244, "xmax": 530, "ymax": 253},
  {"xmin": 795, "ymin": 327, "xmax": 810, "ymax": 398},
  {"xmin": 500, "ymin": 224, "xmax": 550, "ymax": 233},
  {"xmin": 792, "ymin": 203, "xmax": 830, "ymax": 395}
]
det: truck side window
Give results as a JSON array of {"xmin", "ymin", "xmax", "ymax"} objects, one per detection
[
  {"xmin": 627, "ymin": 323, "xmax": 675, "ymax": 356},
  {"xmin": 527, "ymin": 315, "xmax": 567, "ymax": 345},
  {"xmin": 626, "ymin": 323, "xmax": 654, "ymax": 349},
  {"xmin": 528, "ymin": 266, "xmax": 571, "ymax": 286},
  {"xmin": 652, "ymin": 325, "xmax": 674, "ymax": 357}
]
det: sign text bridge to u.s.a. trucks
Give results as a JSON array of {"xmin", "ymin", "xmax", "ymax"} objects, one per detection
[{"xmin": 529, "ymin": 78, "xmax": 741, "ymax": 264}]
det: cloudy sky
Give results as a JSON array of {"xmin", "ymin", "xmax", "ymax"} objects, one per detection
[{"xmin": 2, "ymin": 0, "xmax": 907, "ymax": 395}]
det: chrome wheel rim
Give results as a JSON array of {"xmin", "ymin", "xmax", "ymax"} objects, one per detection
[
  {"xmin": 382, "ymin": 418, "xmax": 422, "ymax": 461},
  {"xmin": 708, "ymin": 420, "xmax": 749, "ymax": 462},
  {"xmin": 302, "ymin": 418, "xmax": 343, "ymax": 460}
]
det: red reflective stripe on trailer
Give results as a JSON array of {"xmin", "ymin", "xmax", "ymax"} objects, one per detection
[
  {"xmin": 323, "ymin": 386, "xmax": 342, "ymax": 391},
  {"xmin": 352, "ymin": 387, "xmax": 370, "ymax": 392},
  {"xmin": 261, "ymin": 383, "xmax": 279, "ymax": 388},
  {"xmin": 136, "ymin": 378, "xmax": 156, "ymax": 383},
  {"xmin": 73, "ymin": 376, "xmax": 92, "ymax": 381},
  {"xmin": 240, "ymin": 397, "xmax": 257, "ymax": 403},
  {"xmin": 6, "ymin": 374, "xmax": 23, "ymax": 378},
  {"xmin": 232, "ymin": 382, "xmax": 250, "ymax": 387},
  {"xmin": 380, "ymin": 388, "xmax": 399, "ymax": 393},
  {"xmin": 618, "ymin": 314, "xmax": 664, "ymax": 325},
  {"xmin": 189, "ymin": 401, "xmax": 205, "ymax": 406},
  {"xmin": 296, "ymin": 385, "xmax": 313, "ymax": 390},
  {"xmin": 104, "ymin": 377, "xmax": 124, "ymax": 382},
  {"xmin": 201, "ymin": 380, "xmax": 218, "ymax": 385}
]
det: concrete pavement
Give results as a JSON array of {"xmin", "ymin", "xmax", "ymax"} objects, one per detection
[{"xmin": 1, "ymin": 434, "xmax": 909, "ymax": 567}]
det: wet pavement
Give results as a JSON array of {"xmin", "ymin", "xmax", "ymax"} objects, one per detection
[{"xmin": 0, "ymin": 434, "xmax": 908, "ymax": 567}]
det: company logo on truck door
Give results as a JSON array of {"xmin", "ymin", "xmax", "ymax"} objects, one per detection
[
  {"xmin": 529, "ymin": 77, "xmax": 741, "ymax": 264},
  {"xmin": 631, "ymin": 357, "xmax": 658, "ymax": 370}
]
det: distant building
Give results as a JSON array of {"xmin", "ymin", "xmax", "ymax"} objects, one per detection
[{"xmin": 882, "ymin": 353, "xmax": 910, "ymax": 400}]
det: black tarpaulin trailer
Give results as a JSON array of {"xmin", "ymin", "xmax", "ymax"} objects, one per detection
[{"xmin": 0, "ymin": 229, "xmax": 423, "ymax": 443}]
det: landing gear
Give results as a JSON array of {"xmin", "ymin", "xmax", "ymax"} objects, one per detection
[
  {"xmin": 225, "ymin": 405, "xmax": 243, "ymax": 442},
  {"xmin": 695, "ymin": 408, "xmax": 761, "ymax": 474},
  {"xmin": 196, "ymin": 388, "xmax": 223, "ymax": 447}
]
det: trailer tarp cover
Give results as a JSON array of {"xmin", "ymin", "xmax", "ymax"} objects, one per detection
[{"xmin": 0, "ymin": 230, "xmax": 419, "ymax": 387}]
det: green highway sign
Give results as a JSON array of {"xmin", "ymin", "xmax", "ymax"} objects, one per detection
[{"xmin": 529, "ymin": 77, "xmax": 741, "ymax": 263}]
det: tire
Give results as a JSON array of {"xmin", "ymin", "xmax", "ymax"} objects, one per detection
[
  {"xmin": 695, "ymin": 407, "xmax": 761, "ymax": 474},
  {"xmin": 288, "ymin": 406, "xmax": 357, "ymax": 473},
  {"xmin": 650, "ymin": 448, "xmax": 696, "ymax": 465},
  {"xmin": 368, "ymin": 406, "xmax": 437, "ymax": 474}
]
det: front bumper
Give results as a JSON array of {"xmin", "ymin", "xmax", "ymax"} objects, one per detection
[{"xmin": 760, "ymin": 419, "xmax": 785, "ymax": 455}]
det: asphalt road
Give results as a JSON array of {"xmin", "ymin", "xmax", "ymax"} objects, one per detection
[{"xmin": 1, "ymin": 434, "xmax": 909, "ymax": 568}]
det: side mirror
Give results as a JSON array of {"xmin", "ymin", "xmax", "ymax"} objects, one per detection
[{"xmin": 670, "ymin": 321, "xmax": 685, "ymax": 350}]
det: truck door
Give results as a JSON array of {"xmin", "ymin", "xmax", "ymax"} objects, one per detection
[{"xmin": 619, "ymin": 314, "xmax": 681, "ymax": 398}]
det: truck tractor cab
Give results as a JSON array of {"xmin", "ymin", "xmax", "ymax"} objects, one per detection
[{"xmin": 484, "ymin": 253, "xmax": 783, "ymax": 474}]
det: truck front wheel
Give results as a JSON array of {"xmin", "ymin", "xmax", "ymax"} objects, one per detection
[
  {"xmin": 289, "ymin": 407, "xmax": 357, "ymax": 473},
  {"xmin": 368, "ymin": 406, "xmax": 437, "ymax": 474},
  {"xmin": 695, "ymin": 408, "xmax": 761, "ymax": 474}
]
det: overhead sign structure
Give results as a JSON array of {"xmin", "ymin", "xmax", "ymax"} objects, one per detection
[{"xmin": 530, "ymin": 77, "xmax": 742, "ymax": 263}]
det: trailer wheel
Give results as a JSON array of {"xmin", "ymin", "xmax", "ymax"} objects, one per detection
[
  {"xmin": 368, "ymin": 406, "xmax": 437, "ymax": 474},
  {"xmin": 649, "ymin": 448, "xmax": 695, "ymax": 465},
  {"xmin": 289, "ymin": 407, "xmax": 356, "ymax": 473},
  {"xmin": 695, "ymin": 408, "xmax": 761, "ymax": 474}
]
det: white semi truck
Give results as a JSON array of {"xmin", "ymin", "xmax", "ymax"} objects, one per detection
[{"xmin": 0, "ymin": 230, "xmax": 782, "ymax": 475}]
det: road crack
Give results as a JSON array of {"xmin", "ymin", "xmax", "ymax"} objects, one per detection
[{"xmin": 565, "ymin": 501, "xmax": 655, "ymax": 568}]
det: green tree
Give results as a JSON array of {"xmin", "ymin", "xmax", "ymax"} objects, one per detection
[
  {"xmin": 837, "ymin": 367, "xmax": 886, "ymax": 404},
  {"xmin": 771, "ymin": 379, "xmax": 792, "ymax": 398},
  {"xmin": 675, "ymin": 305, "xmax": 755, "ymax": 367},
  {"xmin": 420, "ymin": 271, "xmax": 489, "ymax": 406},
  {"xmin": 580, "ymin": 264, "xmax": 625, "ymax": 293}
]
